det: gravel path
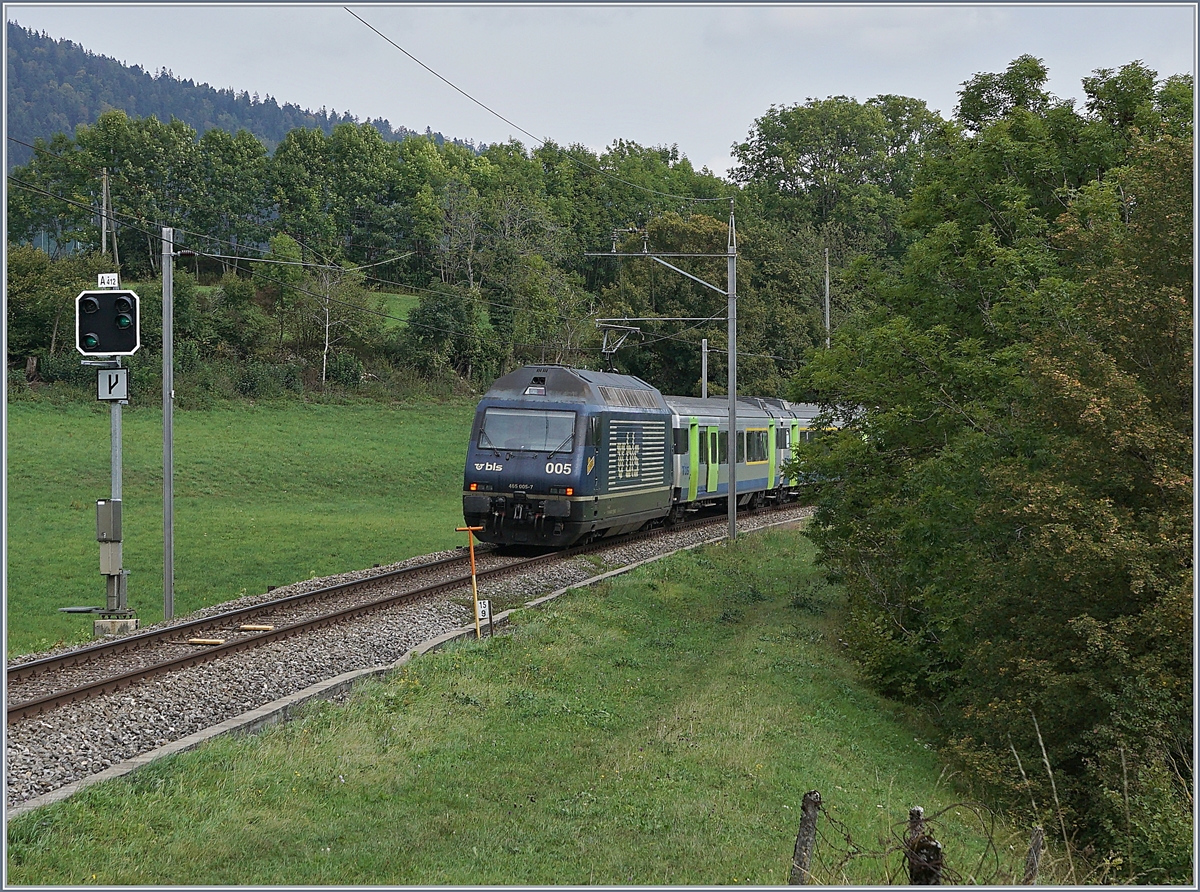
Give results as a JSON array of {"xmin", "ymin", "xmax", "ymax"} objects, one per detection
[{"xmin": 6, "ymin": 506, "xmax": 811, "ymax": 812}]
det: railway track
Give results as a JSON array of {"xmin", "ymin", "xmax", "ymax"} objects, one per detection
[
  {"xmin": 8, "ymin": 548, "xmax": 501, "ymax": 723},
  {"xmin": 7, "ymin": 504, "xmax": 796, "ymax": 725}
]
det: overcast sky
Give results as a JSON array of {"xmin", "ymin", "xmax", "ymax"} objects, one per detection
[{"xmin": 5, "ymin": 3, "xmax": 1196, "ymax": 176}]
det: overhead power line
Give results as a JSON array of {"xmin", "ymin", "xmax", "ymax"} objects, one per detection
[
  {"xmin": 343, "ymin": 6, "xmax": 731, "ymax": 204},
  {"xmin": 6, "ymin": 174, "xmax": 597, "ymax": 346},
  {"xmin": 8, "ymin": 171, "xmax": 582, "ymax": 332},
  {"xmin": 10, "ymin": 173, "xmax": 792, "ymax": 364}
]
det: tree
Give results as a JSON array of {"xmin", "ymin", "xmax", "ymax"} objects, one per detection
[
  {"xmin": 268, "ymin": 127, "xmax": 336, "ymax": 259},
  {"xmin": 74, "ymin": 111, "xmax": 202, "ymax": 277},
  {"xmin": 256, "ymin": 233, "xmax": 305, "ymax": 355},
  {"xmin": 5, "ymin": 245, "xmax": 114, "ymax": 363},
  {"xmin": 327, "ymin": 122, "xmax": 405, "ymax": 267},
  {"xmin": 955, "ymin": 54, "xmax": 1053, "ymax": 130},
  {"xmin": 788, "ymin": 58, "xmax": 1192, "ymax": 875},
  {"xmin": 192, "ymin": 128, "xmax": 269, "ymax": 271},
  {"xmin": 731, "ymin": 94, "xmax": 941, "ymax": 254},
  {"xmin": 302, "ymin": 263, "xmax": 381, "ymax": 385},
  {"xmin": 393, "ymin": 282, "xmax": 496, "ymax": 382}
]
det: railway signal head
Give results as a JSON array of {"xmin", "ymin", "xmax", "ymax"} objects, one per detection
[{"xmin": 76, "ymin": 289, "xmax": 140, "ymax": 356}]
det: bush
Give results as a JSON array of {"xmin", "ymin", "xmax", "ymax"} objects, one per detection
[
  {"xmin": 34, "ymin": 353, "xmax": 95, "ymax": 387},
  {"xmin": 326, "ymin": 352, "xmax": 363, "ymax": 389},
  {"xmin": 236, "ymin": 361, "xmax": 303, "ymax": 398},
  {"xmin": 7, "ymin": 368, "xmax": 32, "ymax": 400}
]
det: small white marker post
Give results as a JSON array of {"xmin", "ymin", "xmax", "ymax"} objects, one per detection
[{"xmin": 456, "ymin": 526, "xmax": 484, "ymax": 638}]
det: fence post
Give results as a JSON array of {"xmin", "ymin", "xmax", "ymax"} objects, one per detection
[
  {"xmin": 905, "ymin": 805, "xmax": 944, "ymax": 885},
  {"xmin": 788, "ymin": 790, "xmax": 821, "ymax": 884},
  {"xmin": 906, "ymin": 806, "xmax": 926, "ymax": 843},
  {"xmin": 1022, "ymin": 826, "xmax": 1044, "ymax": 884}
]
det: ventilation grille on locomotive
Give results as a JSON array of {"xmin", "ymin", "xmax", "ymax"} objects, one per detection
[
  {"xmin": 606, "ymin": 420, "xmax": 667, "ymax": 491},
  {"xmin": 599, "ymin": 386, "xmax": 661, "ymax": 409}
]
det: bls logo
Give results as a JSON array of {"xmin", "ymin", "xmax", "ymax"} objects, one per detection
[
  {"xmin": 614, "ymin": 432, "xmax": 641, "ymax": 479},
  {"xmin": 474, "ymin": 462, "xmax": 504, "ymax": 472}
]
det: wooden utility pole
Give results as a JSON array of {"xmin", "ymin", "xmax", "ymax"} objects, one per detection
[
  {"xmin": 100, "ymin": 168, "xmax": 107, "ymax": 256},
  {"xmin": 104, "ymin": 169, "xmax": 119, "ymax": 266}
]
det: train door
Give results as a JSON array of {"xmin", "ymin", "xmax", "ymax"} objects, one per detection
[
  {"xmin": 706, "ymin": 426, "xmax": 719, "ymax": 494},
  {"xmin": 687, "ymin": 418, "xmax": 700, "ymax": 501},
  {"xmin": 788, "ymin": 420, "xmax": 800, "ymax": 485},
  {"xmin": 767, "ymin": 420, "xmax": 778, "ymax": 490}
]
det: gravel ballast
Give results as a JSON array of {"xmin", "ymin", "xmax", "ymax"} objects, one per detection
[{"xmin": 6, "ymin": 507, "xmax": 811, "ymax": 816}]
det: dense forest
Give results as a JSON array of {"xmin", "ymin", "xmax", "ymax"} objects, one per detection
[
  {"xmin": 6, "ymin": 48, "xmax": 1193, "ymax": 880},
  {"xmin": 5, "ymin": 21, "xmax": 471, "ymax": 171}
]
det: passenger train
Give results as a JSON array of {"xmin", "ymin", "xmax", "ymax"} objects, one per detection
[{"xmin": 462, "ymin": 365, "xmax": 821, "ymax": 547}]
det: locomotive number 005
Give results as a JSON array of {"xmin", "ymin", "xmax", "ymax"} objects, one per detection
[{"xmin": 546, "ymin": 462, "xmax": 573, "ymax": 475}]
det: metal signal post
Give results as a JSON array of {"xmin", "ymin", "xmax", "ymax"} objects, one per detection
[
  {"xmin": 75, "ymin": 276, "xmax": 140, "ymax": 633},
  {"xmin": 163, "ymin": 228, "xmax": 175, "ymax": 621}
]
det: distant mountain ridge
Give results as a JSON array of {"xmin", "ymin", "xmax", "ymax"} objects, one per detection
[{"xmin": 5, "ymin": 21, "xmax": 477, "ymax": 169}]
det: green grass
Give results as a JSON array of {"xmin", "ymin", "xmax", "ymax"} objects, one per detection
[
  {"xmin": 6, "ymin": 398, "xmax": 476, "ymax": 654},
  {"xmin": 5, "ymin": 531, "xmax": 1031, "ymax": 885},
  {"xmin": 376, "ymin": 291, "xmax": 420, "ymax": 329}
]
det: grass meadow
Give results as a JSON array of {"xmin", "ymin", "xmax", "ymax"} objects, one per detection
[
  {"xmin": 6, "ymin": 397, "xmax": 477, "ymax": 654},
  {"xmin": 377, "ymin": 290, "xmax": 420, "ymax": 329},
  {"xmin": 5, "ymin": 530, "xmax": 1036, "ymax": 885}
]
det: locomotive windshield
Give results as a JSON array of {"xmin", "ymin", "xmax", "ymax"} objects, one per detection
[{"xmin": 478, "ymin": 408, "xmax": 576, "ymax": 453}]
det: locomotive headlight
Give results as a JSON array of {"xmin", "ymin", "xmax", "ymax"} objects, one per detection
[
  {"xmin": 469, "ymin": 483, "xmax": 478, "ymax": 491},
  {"xmin": 566, "ymin": 487, "xmax": 573, "ymax": 496}
]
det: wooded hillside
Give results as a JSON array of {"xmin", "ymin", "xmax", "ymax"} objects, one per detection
[{"xmin": 5, "ymin": 21, "xmax": 467, "ymax": 171}]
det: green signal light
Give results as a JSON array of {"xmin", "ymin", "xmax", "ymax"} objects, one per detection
[
  {"xmin": 83, "ymin": 333, "xmax": 100, "ymax": 350},
  {"xmin": 115, "ymin": 314, "xmax": 133, "ymax": 330}
]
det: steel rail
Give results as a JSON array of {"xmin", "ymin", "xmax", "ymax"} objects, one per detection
[
  {"xmin": 7, "ymin": 550, "xmax": 483, "ymax": 684},
  {"xmin": 7, "ymin": 502, "xmax": 793, "ymax": 723}
]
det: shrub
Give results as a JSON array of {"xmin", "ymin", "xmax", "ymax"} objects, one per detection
[
  {"xmin": 236, "ymin": 361, "xmax": 303, "ymax": 398},
  {"xmin": 326, "ymin": 352, "xmax": 363, "ymax": 389}
]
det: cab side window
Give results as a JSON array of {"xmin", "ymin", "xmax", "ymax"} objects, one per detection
[{"xmin": 673, "ymin": 428, "xmax": 688, "ymax": 454}]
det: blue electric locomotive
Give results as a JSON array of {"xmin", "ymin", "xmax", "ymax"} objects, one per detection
[{"xmin": 462, "ymin": 365, "xmax": 821, "ymax": 547}]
